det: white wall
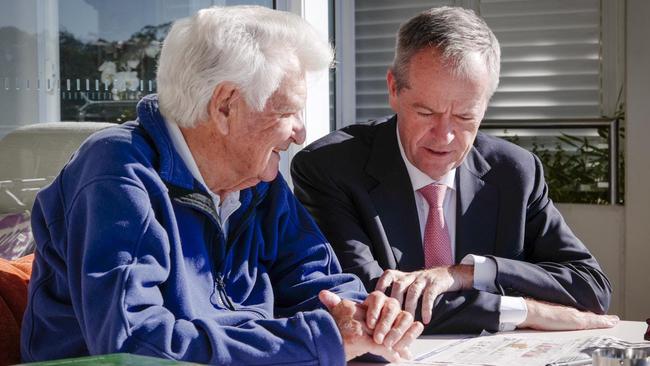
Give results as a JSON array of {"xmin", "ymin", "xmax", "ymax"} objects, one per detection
[
  {"xmin": 624, "ymin": 0, "xmax": 650, "ymax": 321},
  {"xmin": 556, "ymin": 0, "xmax": 650, "ymax": 322},
  {"xmin": 557, "ymin": 204, "xmax": 624, "ymax": 316}
]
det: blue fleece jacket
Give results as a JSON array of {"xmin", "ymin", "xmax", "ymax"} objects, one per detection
[{"xmin": 21, "ymin": 95, "xmax": 367, "ymax": 365}]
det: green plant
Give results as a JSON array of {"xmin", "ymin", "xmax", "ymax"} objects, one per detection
[{"xmin": 502, "ymin": 124, "xmax": 624, "ymax": 205}]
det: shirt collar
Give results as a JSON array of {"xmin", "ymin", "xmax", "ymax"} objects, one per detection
[{"xmin": 396, "ymin": 121, "xmax": 456, "ymax": 192}]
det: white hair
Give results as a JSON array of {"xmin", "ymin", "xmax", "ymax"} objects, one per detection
[
  {"xmin": 392, "ymin": 6, "xmax": 501, "ymax": 95},
  {"xmin": 157, "ymin": 6, "xmax": 333, "ymax": 127}
]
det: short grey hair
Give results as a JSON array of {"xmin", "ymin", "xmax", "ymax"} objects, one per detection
[
  {"xmin": 391, "ymin": 6, "xmax": 501, "ymax": 94},
  {"xmin": 157, "ymin": 6, "xmax": 333, "ymax": 127}
]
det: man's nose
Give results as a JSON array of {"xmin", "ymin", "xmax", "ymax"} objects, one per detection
[
  {"xmin": 430, "ymin": 114, "xmax": 453, "ymax": 144},
  {"xmin": 292, "ymin": 115, "xmax": 306, "ymax": 145}
]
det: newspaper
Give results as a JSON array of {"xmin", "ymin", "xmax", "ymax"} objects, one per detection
[{"xmin": 394, "ymin": 334, "xmax": 650, "ymax": 366}]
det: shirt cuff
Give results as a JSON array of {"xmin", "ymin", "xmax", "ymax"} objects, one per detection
[
  {"xmin": 498, "ymin": 296, "xmax": 528, "ymax": 331},
  {"xmin": 460, "ymin": 254, "xmax": 498, "ymax": 293}
]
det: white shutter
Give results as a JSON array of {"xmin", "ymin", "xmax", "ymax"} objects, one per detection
[
  {"xmin": 480, "ymin": 0, "xmax": 601, "ymax": 120},
  {"xmin": 354, "ymin": 0, "xmax": 453, "ymax": 121},
  {"xmin": 353, "ymin": 0, "xmax": 602, "ymax": 122}
]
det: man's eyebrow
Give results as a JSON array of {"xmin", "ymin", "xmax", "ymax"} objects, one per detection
[
  {"xmin": 273, "ymin": 107, "xmax": 299, "ymax": 114},
  {"xmin": 282, "ymin": 104, "xmax": 301, "ymax": 112},
  {"xmin": 412, "ymin": 102, "xmax": 433, "ymax": 110}
]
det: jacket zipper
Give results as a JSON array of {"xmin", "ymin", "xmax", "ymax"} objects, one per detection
[
  {"xmin": 215, "ymin": 272, "xmax": 235, "ymax": 310},
  {"xmin": 212, "ymin": 189, "xmax": 261, "ymax": 311},
  {"xmin": 171, "ymin": 185, "xmax": 261, "ymax": 312}
]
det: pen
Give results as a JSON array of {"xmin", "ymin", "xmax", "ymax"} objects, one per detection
[{"xmin": 545, "ymin": 358, "xmax": 591, "ymax": 366}]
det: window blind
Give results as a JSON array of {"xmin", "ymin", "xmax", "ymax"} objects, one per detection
[
  {"xmin": 355, "ymin": 0, "xmax": 453, "ymax": 121},
  {"xmin": 353, "ymin": 0, "xmax": 602, "ymax": 122},
  {"xmin": 480, "ymin": 0, "xmax": 601, "ymax": 120}
]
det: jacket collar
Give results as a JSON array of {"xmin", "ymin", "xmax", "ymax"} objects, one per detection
[
  {"xmin": 455, "ymin": 136, "xmax": 498, "ymax": 260},
  {"xmin": 136, "ymin": 94, "xmax": 196, "ymax": 190},
  {"xmin": 366, "ymin": 116, "xmax": 422, "ymax": 270}
]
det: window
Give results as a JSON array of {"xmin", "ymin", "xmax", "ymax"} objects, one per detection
[
  {"xmin": 338, "ymin": 0, "xmax": 624, "ymax": 204},
  {"xmin": 0, "ymin": 0, "xmax": 273, "ymax": 138}
]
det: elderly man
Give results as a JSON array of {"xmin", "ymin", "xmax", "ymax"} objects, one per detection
[
  {"xmin": 21, "ymin": 6, "xmax": 423, "ymax": 365},
  {"xmin": 292, "ymin": 6, "xmax": 618, "ymax": 334}
]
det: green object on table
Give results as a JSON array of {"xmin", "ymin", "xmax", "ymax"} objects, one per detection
[{"xmin": 16, "ymin": 353, "xmax": 203, "ymax": 365}]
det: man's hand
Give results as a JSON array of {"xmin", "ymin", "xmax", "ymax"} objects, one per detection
[
  {"xmin": 519, "ymin": 298, "xmax": 619, "ymax": 331},
  {"xmin": 375, "ymin": 266, "xmax": 474, "ymax": 324},
  {"xmin": 319, "ymin": 290, "xmax": 423, "ymax": 363}
]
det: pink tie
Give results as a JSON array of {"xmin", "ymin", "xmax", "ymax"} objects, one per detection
[{"xmin": 418, "ymin": 184, "xmax": 453, "ymax": 268}]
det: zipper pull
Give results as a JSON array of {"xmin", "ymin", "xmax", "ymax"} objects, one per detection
[
  {"xmin": 216, "ymin": 274, "xmax": 225, "ymax": 288},
  {"xmin": 215, "ymin": 273, "xmax": 236, "ymax": 310},
  {"xmin": 212, "ymin": 281, "xmax": 225, "ymax": 308}
]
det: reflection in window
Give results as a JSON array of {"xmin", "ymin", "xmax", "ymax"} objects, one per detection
[
  {"xmin": 59, "ymin": 21, "xmax": 168, "ymax": 123},
  {"xmin": 0, "ymin": 0, "xmax": 273, "ymax": 137},
  {"xmin": 57, "ymin": 0, "xmax": 272, "ymax": 123}
]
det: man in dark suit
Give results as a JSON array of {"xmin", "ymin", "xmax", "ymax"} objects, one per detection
[{"xmin": 291, "ymin": 6, "xmax": 618, "ymax": 334}]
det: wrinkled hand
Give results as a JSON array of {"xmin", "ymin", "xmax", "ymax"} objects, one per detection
[
  {"xmin": 319, "ymin": 290, "xmax": 423, "ymax": 363},
  {"xmin": 518, "ymin": 298, "xmax": 619, "ymax": 331},
  {"xmin": 375, "ymin": 266, "xmax": 474, "ymax": 324}
]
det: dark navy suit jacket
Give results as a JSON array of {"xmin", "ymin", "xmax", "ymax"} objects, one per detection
[{"xmin": 291, "ymin": 116, "xmax": 612, "ymax": 334}]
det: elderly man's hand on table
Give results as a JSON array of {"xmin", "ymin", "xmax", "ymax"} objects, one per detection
[
  {"xmin": 319, "ymin": 290, "xmax": 424, "ymax": 363},
  {"xmin": 519, "ymin": 298, "xmax": 619, "ymax": 331}
]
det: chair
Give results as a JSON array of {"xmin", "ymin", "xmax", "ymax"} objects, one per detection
[
  {"xmin": 0, "ymin": 122, "xmax": 115, "ymax": 259},
  {"xmin": 0, "ymin": 122, "xmax": 114, "ymax": 364}
]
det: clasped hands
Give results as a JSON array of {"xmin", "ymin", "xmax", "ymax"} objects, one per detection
[
  {"xmin": 319, "ymin": 290, "xmax": 424, "ymax": 362},
  {"xmin": 319, "ymin": 266, "xmax": 472, "ymax": 362},
  {"xmin": 373, "ymin": 265, "xmax": 619, "ymax": 332}
]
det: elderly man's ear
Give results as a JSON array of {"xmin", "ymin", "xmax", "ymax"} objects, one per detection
[{"xmin": 208, "ymin": 82, "xmax": 240, "ymax": 135}]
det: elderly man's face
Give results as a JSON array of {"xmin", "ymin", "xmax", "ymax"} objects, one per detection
[
  {"xmin": 388, "ymin": 48, "xmax": 491, "ymax": 180},
  {"xmin": 227, "ymin": 73, "xmax": 307, "ymax": 187}
]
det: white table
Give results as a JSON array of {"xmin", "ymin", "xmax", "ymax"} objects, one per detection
[{"xmin": 350, "ymin": 320, "xmax": 648, "ymax": 365}]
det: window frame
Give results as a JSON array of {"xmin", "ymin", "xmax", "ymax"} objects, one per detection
[{"xmin": 275, "ymin": 0, "xmax": 333, "ymax": 184}]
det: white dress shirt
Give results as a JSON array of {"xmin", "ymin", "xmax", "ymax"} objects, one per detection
[
  {"xmin": 396, "ymin": 124, "xmax": 527, "ymax": 331},
  {"xmin": 164, "ymin": 119, "xmax": 241, "ymax": 236}
]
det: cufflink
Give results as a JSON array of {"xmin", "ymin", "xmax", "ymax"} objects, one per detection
[{"xmin": 645, "ymin": 318, "xmax": 650, "ymax": 341}]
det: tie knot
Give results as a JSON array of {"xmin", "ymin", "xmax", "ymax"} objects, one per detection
[{"xmin": 418, "ymin": 184, "xmax": 447, "ymax": 208}]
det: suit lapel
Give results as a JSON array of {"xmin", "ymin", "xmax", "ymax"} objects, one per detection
[
  {"xmin": 366, "ymin": 117, "xmax": 424, "ymax": 271},
  {"xmin": 456, "ymin": 147, "xmax": 498, "ymax": 261}
]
